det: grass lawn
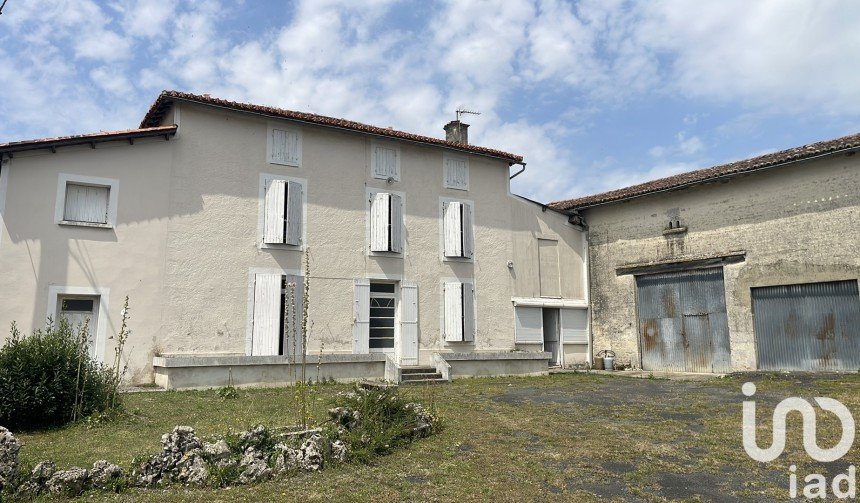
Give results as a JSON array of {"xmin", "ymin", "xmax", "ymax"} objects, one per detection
[{"xmin": 13, "ymin": 372, "xmax": 860, "ymax": 502}]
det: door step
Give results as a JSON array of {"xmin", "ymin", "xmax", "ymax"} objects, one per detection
[{"xmin": 399, "ymin": 366, "xmax": 447, "ymax": 384}]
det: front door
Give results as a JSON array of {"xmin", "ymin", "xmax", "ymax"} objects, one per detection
[
  {"xmin": 542, "ymin": 308, "xmax": 561, "ymax": 366},
  {"xmin": 57, "ymin": 296, "xmax": 98, "ymax": 359}
]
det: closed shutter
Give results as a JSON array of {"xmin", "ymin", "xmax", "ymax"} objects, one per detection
[
  {"xmin": 64, "ymin": 184, "xmax": 109, "ymax": 223},
  {"xmin": 538, "ymin": 239, "xmax": 561, "ymax": 297},
  {"xmin": 353, "ymin": 279, "xmax": 370, "ymax": 354},
  {"xmin": 264, "ymin": 179, "xmax": 286, "ymax": 244},
  {"xmin": 515, "ymin": 306, "xmax": 544, "ymax": 343},
  {"xmin": 462, "ymin": 282, "xmax": 475, "ymax": 342},
  {"xmin": 285, "ymin": 181, "xmax": 303, "ymax": 246},
  {"xmin": 400, "ymin": 281, "xmax": 419, "ymax": 365},
  {"xmin": 560, "ymin": 308, "xmax": 588, "ymax": 343},
  {"xmin": 389, "ymin": 193, "xmax": 403, "ymax": 253},
  {"xmin": 285, "ymin": 274, "xmax": 304, "ymax": 357},
  {"xmin": 462, "ymin": 202, "xmax": 474, "ymax": 258},
  {"xmin": 443, "ymin": 282, "xmax": 463, "ymax": 342},
  {"xmin": 370, "ymin": 192, "xmax": 390, "ymax": 252},
  {"xmin": 374, "ymin": 146, "xmax": 398, "ymax": 180},
  {"xmin": 445, "ymin": 158, "xmax": 468, "ymax": 189},
  {"xmin": 443, "ymin": 201, "xmax": 463, "ymax": 257},
  {"xmin": 271, "ymin": 129, "xmax": 300, "ymax": 165},
  {"xmin": 252, "ymin": 274, "xmax": 282, "ymax": 356}
]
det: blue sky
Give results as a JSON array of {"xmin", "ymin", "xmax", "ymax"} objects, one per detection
[{"xmin": 2, "ymin": 0, "xmax": 859, "ymax": 202}]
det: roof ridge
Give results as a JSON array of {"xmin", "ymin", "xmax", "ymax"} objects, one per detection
[
  {"xmin": 549, "ymin": 131, "xmax": 860, "ymax": 210},
  {"xmin": 141, "ymin": 90, "xmax": 523, "ymax": 162}
]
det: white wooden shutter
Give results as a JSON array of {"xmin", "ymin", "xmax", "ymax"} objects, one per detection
[
  {"xmin": 353, "ymin": 279, "xmax": 370, "ymax": 354},
  {"xmin": 445, "ymin": 158, "xmax": 468, "ymax": 189},
  {"xmin": 462, "ymin": 202, "xmax": 474, "ymax": 258},
  {"xmin": 370, "ymin": 192, "xmax": 390, "ymax": 252},
  {"xmin": 400, "ymin": 281, "xmax": 418, "ymax": 365},
  {"xmin": 271, "ymin": 129, "xmax": 300, "ymax": 165},
  {"xmin": 285, "ymin": 181, "xmax": 303, "ymax": 246},
  {"xmin": 252, "ymin": 274, "xmax": 282, "ymax": 356},
  {"xmin": 389, "ymin": 193, "xmax": 403, "ymax": 253},
  {"xmin": 515, "ymin": 306, "xmax": 544, "ymax": 343},
  {"xmin": 462, "ymin": 282, "xmax": 475, "ymax": 342},
  {"xmin": 561, "ymin": 308, "xmax": 588, "ymax": 344},
  {"xmin": 443, "ymin": 282, "xmax": 463, "ymax": 342},
  {"xmin": 443, "ymin": 201, "xmax": 463, "ymax": 257},
  {"xmin": 64, "ymin": 184, "xmax": 109, "ymax": 223},
  {"xmin": 264, "ymin": 179, "xmax": 286, "ymax": 244},
  {"xmin": 284, "ymin": 274, "xmax": 305, "ymax": 357},
  {"xmin": 374, "ymin": 146, "xmax": 398, "ymax": 180}
]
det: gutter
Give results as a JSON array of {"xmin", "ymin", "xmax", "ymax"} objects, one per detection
[{"xmin": 509, "ymin": 161, "xmax": 526, "ymax": 179}]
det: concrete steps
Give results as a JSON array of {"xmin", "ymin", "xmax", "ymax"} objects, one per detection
[{"xmin": 400, "ymin": 366, "xmax": 447, "ymax": 385}]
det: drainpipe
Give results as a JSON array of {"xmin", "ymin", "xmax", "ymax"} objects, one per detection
[{"xmin": 509, "ymin": 161, "xmax": 526, "ymax": 179}]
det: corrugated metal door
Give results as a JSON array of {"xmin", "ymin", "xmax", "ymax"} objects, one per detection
[
  {"xmin": 752, "ymin": 280, "xmax": 860, "ymax": 371},
  {"xmin": 637, "ymin": 268, "xmax": 731, "ymax": 373}
]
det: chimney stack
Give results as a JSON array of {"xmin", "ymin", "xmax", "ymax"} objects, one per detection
[{"xmin": 444, "ymin": 120, "xmax": 469, "ymax": 144}]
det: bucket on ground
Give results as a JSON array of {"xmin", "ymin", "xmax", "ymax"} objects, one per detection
[{"xmin": 597, "ymin": 350, "xmax": 616, "ymax": 371}]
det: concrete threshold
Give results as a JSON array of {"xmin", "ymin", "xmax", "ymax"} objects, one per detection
[{"xmin": 549, "ymin": 368, "xmax": 726, "ymax": 381}]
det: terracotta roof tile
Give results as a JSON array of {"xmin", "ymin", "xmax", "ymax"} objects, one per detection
[
  {"xmin": 140, "ymin": 90, "xmax": 523, "ymax": 162},
  {"xmin": 549, "ymin": 132, "xmax": 860, "ymax": 210},
  {"xmin": 0, "ymin": 126, "xmax": 178, "ymax": 155}
]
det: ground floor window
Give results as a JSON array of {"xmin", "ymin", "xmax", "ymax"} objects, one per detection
[{"xmin": 369, "ymin": 283, "xmax": 396, "ymax": 350}]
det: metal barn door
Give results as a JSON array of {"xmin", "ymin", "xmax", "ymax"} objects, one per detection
[
  {"xmin": 752, "ymin": 280, "xmax": 860, "ymax": 371},
  {"xmin": 637, "ymin": 268, "xmax": 731, "ymax": 373}
]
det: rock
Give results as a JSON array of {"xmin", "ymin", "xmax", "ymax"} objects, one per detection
[
  {"xmin": 238, "ymin": 447, "xmax": 271, "ymax": 484},
  {"xmin": 328, "ymin": 407, "xmax": 360, "ymax": 429},
  {"xmin": 239, "ymin": 424, "xmax": 270, "ymax": 450},
  {"xmin": 134, "ymin": 451, "xmax": 179, "ymax": 487},
  {"xmin": 175, "ymin": 451, "xmax": 208, "ymax": 486},
  {"xmin": 203, "ymin": 439, "xmax": 231, "ymax": 461},
  {"xmin": 90, "ymin": 460, "xmax": 123, "ymax": 489},
  {"xmin": 406, "ymin": 403, "xmax": 436, "ymax": 438},
  {"xmin": 161, "ymin": 426, "xmax": 202, "ymax": 455},
  {"xmin": 30, "ymin": 460, "xmax": 57, "ymax": 483},
  {"xmin": 273, "ymin": 443, "xmax": 299, "ymax": 473},
  {"xmin": 46, "ymin": 467, "xmax": 89, "ymax": 497},
  {"xmin": 0, "ymin": 426, "xmax": 21, "ymax": 490},
  {"xmin": 330, "ymin": 440, "xmax": 348, "ymax": 463},
  {"xmin": 297, "ymin": 434, "xmax": 325, "ymax": 471}
]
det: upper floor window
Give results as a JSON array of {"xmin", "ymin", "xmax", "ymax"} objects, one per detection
[
  {"xmin": 372, "ymin": 143, "xmax": 400, "ymax": 181},
  {"xmin": 54, "ymin": 174, "xmax": 118, "ymax": 228},
  {"xmin": 267, "ymin": 125, "xmax": 301, "ymax": 167},
  {"xmin": 259, "ymin": 174, "xmax": 305, "ymax": 248},
  {"xmin": 442, "ymin": 200, "xmax": 474, "ymax": 259},
  {"xmin": 443, "ymin": 155, "xmax": 469, "ymax": 190},
  {"xmin": 368, "ymin": 190, "xmax": 403, "ymax": 254}
]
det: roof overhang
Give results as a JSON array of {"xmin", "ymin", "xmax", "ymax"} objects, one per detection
[{"xmin": 0, "ymin": 126, "xmax": 177, "ymax": 159}]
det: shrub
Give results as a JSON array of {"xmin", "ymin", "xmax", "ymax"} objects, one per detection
[{"xmin": 0, "ymin": 319, "xmax": 118, "ymax": 430}]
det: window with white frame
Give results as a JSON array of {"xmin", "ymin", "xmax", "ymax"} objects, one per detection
[
  {"xmin": 267, "ymin": 125, "xmax": 301, "ymax": 166},
  {"xmin": 443, "ymin": 155, "xmax": 469, "ymax": 190},
  {"xmin": 54, "ymin": 174, "xmax": 118, "ymax": 228},
  {"xmin": 369, "ymin": 191, "xmax": 403, "ymax": 253},
  {"xmin": 261, "ymin": 176, "xmax": 304, "ymax": 246},
  {"xmin": 443, "ymin": 281, "xmax": 475, "ymax": 342},
  {"xmin": 442, "ymin": 200, "xmax": 474, "ymax": 259},
  {"xmin": 371, "ymin": 144, "xmax": 400, "ymax": 181},
  {"xmin": 250, "ymin": 273, "xmax": 304, "ymax": 356}
]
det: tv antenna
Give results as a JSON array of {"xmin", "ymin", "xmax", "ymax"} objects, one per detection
[
  {"xmin": 456, "ymin": 108, "xmax": 481, "ymax": 122},
  {"xmin": 0, "ymin": 0, "xmax": 8, "ymax": 15}
]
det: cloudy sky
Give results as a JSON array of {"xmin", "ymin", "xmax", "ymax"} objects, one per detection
[{"xmin": 1, "ymin": 0, "xmax": 859, "ymax": 202}]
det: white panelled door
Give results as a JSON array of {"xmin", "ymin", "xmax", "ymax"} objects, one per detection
[
  {"xmin": 353, "ymin": 279, "xmax": 371, "ymax": 354},
  {"xmin": 400, "ymin": 281, "xmax": 419, "ymax": 365}
]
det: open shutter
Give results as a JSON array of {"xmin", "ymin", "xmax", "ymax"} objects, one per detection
[
  {"xmin": 400, "ymin": 281, "xmax": 418, "ymax": 365},
  {"xmin": 264, "ymin": 179, "xmax": 286, "ymax": 244},
  {"xmin": 443, "ymin": 282, "xmax": 463, "ymax": 342},
  {"xmin": 284, "ymin": 274, "xmax": 305, "ymax": 357},
  {"xmin": 370, "ymin": 193, "xmax": 390, "ymax": 252},
  {"xmin": 462, "ymin": 282, "xmax": 475, "ymax": 342},
  {"xmin": 462, "ymin": 202, "xmax": 474, "ymax": 258},
  {"xmin": 443, "ymin": 202, "xmax": 463, "ymax": 257},
  {"xmin": 389, "ymin": 193, "xmax": 403, "ymax": 253},
  {"xmin": 353, "ymin": 279, "xmax": 370, "ymax": 354},
  {"xmin": 252, "ymin": 274, "xmax": 282, "ymax": 356},
  {"xmin": 515, "ymin": 306, "xmax": 544, "ymax": 343},
  {"xmin": 561, "ymin": 308, "xmax": 588, "ymax": 344},
  {"xmin": 285, "ymin": 181, "xmax": 303, "ymax": 246}
]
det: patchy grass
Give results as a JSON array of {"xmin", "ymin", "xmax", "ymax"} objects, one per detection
[{"xmin": 13, "ymin": 373, "xmax": 860, "ymax": 502}]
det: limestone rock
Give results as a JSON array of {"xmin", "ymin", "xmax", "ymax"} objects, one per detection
[
  {"xmin": 162, "ymin": 426, "xmax": 202, "ymax": 455},
  {"xmin": 328, "ymin": 407, "xmax": 360, "ymax": 430},
  {"xmin": 0, "ymin": 426, "xmax": 21, "ymax": 489},
  {"xmin": 30, "ymin": 460, "xmax": 57, "ymax": 484},
  {"xmin": 330, "ymin": 440, "xmax": 348, "ymax": 463},
  {"xmin": 203, "ymin": 439, "xmax": 231, "ymax": 460},
  {"xmin": 273, "ymin": 443, "xmax": 299, "ymax": 473},
  {"xmin": 90, "ymin": 460, "xmax": 123, "ymax": 489},
  {"xmin": 297, "ymin": 434, "xmax": 325, "ymax": 471},
  {"xmin": 175, "ymin": 451, "xmax": 208, "ymax": 486},
  {"xmin": 46, "ymin": 467, "xmax": 89, "ymax": 497},
  {"xmin": 238, "ymin": 447, "xmax": 271, "ymax": 484}
]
